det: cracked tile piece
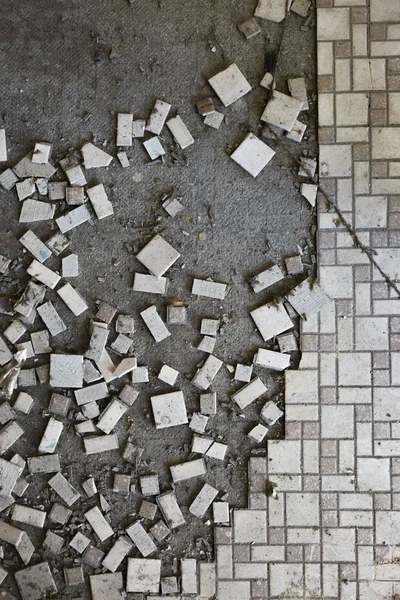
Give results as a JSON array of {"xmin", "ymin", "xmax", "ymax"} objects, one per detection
[
  {"xmin": 254, "ymin": 0, "xmax": 286, "ymax": 23},
  {"xmin": 231, "ymin": 133, "xmax": 275, "ymax": 177},
  {"xmin": 208, "ymin": 64, "xmax": 252, "ymax": 107}
]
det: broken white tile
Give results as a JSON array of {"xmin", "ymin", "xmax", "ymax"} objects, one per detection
[
  {"xmin": 83, "ymin": 434, "xmax": 119, "ymax": 455},
  {"xmin": 197, "ymin": 335, "xmax": 216, "ymax": 353},
  {"xmin": 126, "ymin": 521, "xmax": 157, "ymax": 557},
  {"xmin": 288, "ymin": 77, "xmax": 309, "ymax": 110},
  {"xmin": 3, "ymin": 320, "xmax": 27, "ymax": 344},
  {"xmin": 200, "ymin": 392, "xmax": 217, "ymax": 416},
  {"xmin": 116, "ymin": 315, "xmax": 134, "ymax": 334},
  {"xmin": 133, "ymin": 273, "xmax": 168, "ymax": 294},
  {"xmin": 162, "ymin": 196, "xmax": 183, "ymax": 217},
  {"xmin": 14, "ymin": 281, "xmax": 45, "ymax": 318},
  {"xmin": 19, "ymin": 230, "xmax": 52, "ymax": 263},
  {"xmin": 81, "ymin": 401, "xmax": 100, "ymax": 419},
  {"xmin": 143, "ymin": 136, "xmax": 166, "ymax": 160},
  {"xmin": 248, "ymin": 423, "xmax": 269, "ymax": 442},
  {"xmin": 204, "ymin": 111, "xmax": 224, "ymax": 129},
  {"xmin": 286, "ymin": 119, "xmax": 307, "ymax": 142},
  {"xmin": 132, "ymin": 119, "xmax": 146, "ymax": 138},
  {"xmin": 231, "ymin": 133, "xmax": 275, "ymax": 177},
  {"xmin": 251, "ymin": 301, "xmax": 293, "ymax": 341},
  {"xmin": 190, "ymin": 483, "xmax": 218, "ymax": 518},
  {"xmin": 13, "ymin": 392, "xmax": 34, "ymax": 414},
  {"xmin": 56, "ymin": 204, "xmax": 91, "ymax": 233},
  {"xmin": 102, "ymin": 537, "xmax": 133, "ymax": 572},
  {"xmin": 131, "ymin": 366, "xmax": 149, "ymax": 383},
  {"xmin": 90, "ymin": 572, "xmax": 124, "ymax": 600},
  {"xmin": 61, "ymin": 253, "xmax": 78, "ymax": 277},
  {"xmin": 48, "ymin": 182, "xmax": 67, "ymax": 200},
  {"xmin": 16, "ymin": 341, "xmax": 34, "ymax": 359},
  {"xmin": 158, "ymin": 364, "xmax": 179, "ymax": 386},
  {"xmin": 18, "ymin": 368, "xmax": 37, "ymax": 387},
  {"xmin": 15, "ymin": 562, "xmax": 57, "ymax": 599},
  {"xmin": 254, "ymin": 348, "xmax": 291, "ymax": 371},
  {"xmin": 250, "ymin": 264, "xmax": 284, "ymax": 293},
  {"xmin": 137, "ymin": 234, "xmax": 180, "ymax": 277},
  {"xmin": 146, "ymin": 100, "xmax": 172, "ymax": 135},
  {"xmin": 151, "ymin": 391, "xmax": 187, "ymax": 429},
  {"xmin": 117, "ymin": 151, "xmax": 130, "ymax": 168},
  {"xmin": 38, "ymin": 418, "xmax": 63, "ymax": 454},
  {"xmin": 65, "ymin": 164, "xmax": 86, "ymax": 186},
  {"xmin": 27, "ymin": 259, "xmax": 60, "ymax": 290},
  {"xmin": 85, "ymin": 506, "xmax": 113, "ymax": 541},
  {"xmin": 192, "ymin": 434, "xmax": 213, "ymax": 454},
  {"xmin": 141, "ymin": 306, "xmax": 171, "ymax": 342},
  {"xmin": 0, "ymin": 422, "xmax": 24, "ymax": 454},
  {"xmin": 255, "ymin": 0, "xmax": 286, "ymax": 22},
  {"xmin": 0, "ymin": 457, "xmax": 21, "ymax": 497},
  {"xmin": 35, "ymin": 177, "xmax": 48, "ymax": 195},
  {"xmin": 57, "ymin": 283, "xmax": 88, "ymax": 315},
  {"xmin": 12, "ymin": 505, "xmax": 46, "ymax": 529},
  {"xmin": 49, "ymin": 502, "xmax": 71, "ymax": 525},
  {"xmin": 208, "ymin": 64, "xmax": 252, "ymax": 107},
  {"xmin": 20, "ymin": 199, "xmax": 55, "ymax": 223},
  {"xmin": 261, "ymin": 400, "xmax": 283, "ymax": 425},
  {"xmin": 301, "ymin": 183, "xmax": 318, "ymax": 206},
  {"xmin": 16, "ymin": 178, "xmax": 35, "ymax": 202},
  {"xmin": 261, "ymin": 91, "xmax": 303, "ymax": 132},
  {"xmin": 201, "ymin": 319, "xmax": 219, "ymax": 336},
  {"xmin": 287, "ymin": 277, "xmax": 331, "ymax": 318},
  {"xmin": 82, "ymin": 143, "xmax": 112, "ymax": 169},
  {"xmin": 0, "ymin": 520, "xmax": 24, "ymax": 546},
  {"xmin": 206, "ymin": 441, "xmax": 227, "ymax": 460},
  {"xmin": 48, "ymin": 472, "xmax": 80, "ymax": 506},
  {"xmin": 37, "ymin": 302, "xmax": 66, "ymax": 337},
  {"xmin": 97, "ymin": 399, "xmax": 128, "ymax": 434},
  {"xmin": 126, "ymin": 558, "xmax": 161, "ymax": 593},
  {"xmin": 260, "ymin": 71, "xmax": 274, "ymax": 89},
  {"xmin": 87, "ymin": 183, "xmax": 113, "ymax": 219},
  {"xmin": 192, "ymin": 278, "xmax": 227, "ymax": 299},
  {"xmin": 0, "ymin": 130, "xmax": 6, "ymax": 162},
  {"xmin": 49, "ymin": 354, "xmax": 83, "ymax": 388},
  {"xmin": 170, "ymin": 458, "xmax": 206, "ymax": 482},
  {"xmin": 85, "ymin": 323, "xmax": 109, "ymax": 363},
  {"xmin": 117, "ymin": 113, "xmax": 133, "ymax": 146},
  {"xmin": 32, "ymin": 142, "xmax": 52, "ymax": 164},
  {"xmin": 190, "ymin": 412, "xmax": 208, "ymax": 434},
  {"xmin": 28, "ymin": 454, "xmax": 60, "ymax": 474},
  {"xmin": 0, "ymin": 254, "xmax": 11, "ymax": 275},
  {"xmin": 111, "ymin": 333, "xmax": 133, "ymax": 355},
  {"xmin": 46, "ymin": 232, "xmax": 70, "ymax": 256},
  {"xmin": 192, "ymin": 354, "xmax": 223, "ymax": 390},
  {"xmin": 14, "ymin": 152, "xmax": 56, "ymax": 179},
  {"xmin": 232, "ymin": 377, "xmax": 267, "ymax": 409},
  {"xmin": 167, "ymin": 116, "xmax": 194, "ymax": 149},
  {"xmin": 0, "ymin": 168, "xmax": 18, "ymax": 190},
  {"xmin": 140, "ymin": 474, "xmax": 160, "ymax": 496},
  {"xmin": 234, "ymin": 364, "xmax": 253, "ymax": 382},
  {"xmin": 96, "ymin": 349, "xmax": 116, "ymax": 383},
  {"xmin": 70, "ymin": 531, "xmax": 90, "ymax": 554}
]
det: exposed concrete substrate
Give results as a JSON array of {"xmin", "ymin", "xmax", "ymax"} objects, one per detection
[{"xmin": 0, "ymin": 0, "xmax": 316, "ymax": 594}]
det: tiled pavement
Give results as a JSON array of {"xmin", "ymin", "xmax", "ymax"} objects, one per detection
[{"xmin": 210, "ymin": 1, "xmax": 400, "ymax": 598}]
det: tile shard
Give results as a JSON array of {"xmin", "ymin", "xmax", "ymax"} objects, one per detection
[
  {"xmin": 37, "ymin": 302, "xmax": 66, "ymax": 336},
  {"xmin": 48, "ymin": 472, "xmax": 81, "ymax": 506},
  {"xmin": 146, "ymin": 99, "xmax": 172, "ymax": 135},
  {"xmin": 85, "ymin": 506, "xmax": 113, "ymax": 541},
  {"xmin": 287, "ymin": 276, "xmax": 332, "ymax": 318},
  {"xmin": 261, "ymin": 90, "xmax": 303, "ymax": 132},
  {"xmin": 19, "ymin": 230, "xmax": 52, "ymax": 263},
  {"xmin": 254, "ymin": 348, "xmax": 291, "ymax": 371},
  {"xmin": 250, "ymin": 301, "xmax": 294, "ymax": 341},
  {"xmin": 208, "ymin": 63, "xmax": 252, "ymax": 107},
  {"xmin": 19, "ymin": 199, "xmax": 55, "ymax": 223},
  {"xmin": 15, "ymin": 562, "xmax": 57, "ymax": 600},
  {"xmin": 56, "ymin": 204, "xmax": 91, "ymax": 233},
  {"xmin": 57, "ymin": 283, "xmax": 88, "ymax": 315},
  {"xmin": 136, "ymin": 234, "xmax": 180, "ymax": 277},
  {"xmin": 192, "ymin": 278, "xmax": 227, "ymax": 299},
  {"xmin": 232, "ymin": 377, "xmax": 268, "ymax": 409},
  {"xmin": 254, "ymin": 0, "xmax": 287, "ymax": 23},
  {"xmin": 126, "ymin": 521, "xmax": 157, "ymax": 557},
  {"xmin": 141, "ymin": 306, "xmax": 171, "ymax": 342},
  {"xmin": 81, "ymin": 142, "xmax": 113, "ymax": 169},
  {"xmin": 87, "ymin": 183, "xmax": 114, "ymax": 220},
  {"xmin": 192, "ymin": 355, "xmax": 223, "ymax": 390},
  {"xmin": 151, "ymin": 391, "xmax": 187, "ymax": 429},
  {"xmin": 189, "ymin": 483, "xmax": 218, "ymax": 518},
  {"xmin": 156, "ymin": 491, "xmax": 185, "ymax": 529},
  {"xmin": 0, "ymin": 129, "xmax": 7, "ymax": 162},
  {"xmin": 167, "ymin": 115, "xmax": 194, "ymax": 149},
  {"xmin": 117, "ymin": 113, "xmax": 133, "ymax": 146}
]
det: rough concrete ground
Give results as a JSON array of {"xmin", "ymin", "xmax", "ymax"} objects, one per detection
[{"xmin": 0, "ymin": 0, "xmax": 316, "ymax": 594}]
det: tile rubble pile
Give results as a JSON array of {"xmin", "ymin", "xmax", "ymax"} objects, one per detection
[{"xmin": 0, "ymin": 0, "xmax": 323, "ymax": 597}]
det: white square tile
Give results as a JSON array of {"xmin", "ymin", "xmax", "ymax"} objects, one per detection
[
  {"xmin": 320, "ymin": 266, "xmax": 353, "ymax": 299},
  {"xmin": 270, "ymin": 563, "xmax": 303, "ymax": 597},
  {"xmin": 230, "ymin": 133, "xmax": 275, "ymax": 178},
  {"xmin": 336, "ymin": 93, "xmax": 369, "ymax": 126},
  {"xmin": 317, "ymin": 8, "xmax": 350, "ymax": 41},
  {"xmin": 208, "ymin": 64, "xmax": 251, "ymax": 107},
  {"xmin": 233, "ymin": 510, "xmax": 267, "ymax": 543},
  {"xmin": 323, "ymin": 528, "xmax": 356, "ymax": 562},
  {"xmin": 376, "ymin": 512, "xmax": 400, "ymax": 545},
  {"xmin": 320, "ymin": 144, "xmax": 352, "ymax": 177},
  {"xmin": 261, "ymin": 91, "xmax": 303, "ymax": 132},
  {"xmin": 268, "ymin": 440, "xmax": 301, "ymax": 474}
]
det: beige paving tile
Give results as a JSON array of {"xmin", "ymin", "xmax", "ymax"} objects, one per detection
[
  {"xmin": 371, "ymin": 0, "xmax": 400, "ymax": 22},
  {"xmin": 336, "ymin": 93, "xmax": 369, "ymax": 126},
  {"xmin": 371, "ymin": 41, "xmax": 400, "ymax": 56},
  {"xmin": 320, "ymin": 144, "xmax": 352, "ymax": 176},
  {"xmin": 317, "ymin": 42, "xmax": 334, "ymax": 75},
  {"xmin": 355, "ymin": 196, "xmax": 387, "ymax": 229},
  {"xmin": 372, "ymin": 127, "xmax": 400, "ymax": 159},
  {"xmin": 388, "ymin": 93, "xmax": 400, "ymax": 124},
  {"xmin": 353, "ymin": 59, "xmax": 386, "ymax": 91},
  {"xmin": 338, "ymin": 352, "xmax": 372, "ymax": 385}
]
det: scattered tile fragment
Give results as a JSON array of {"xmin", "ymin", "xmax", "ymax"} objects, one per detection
[
  {"xmin": 56, "ymin": 204, "xmax": 91, "ymax": 233},
  {"xmin": 190, "ymin": 483, "xmax": 218, "ymax": 517},
  {"xmin": 141, "ymin": 306, "xmax": 171, "ymax": 342},
  {"xmin": 167, "ymin": 115, "xmax": 194, "ymax": 149},
  {"xmin": 20, "ymin": 199, "xmax": 55, "ymax": 223},
  {"xmin": 57, "ymin": 283, "xmax": 88, "ymax": 315},
  {"xmin": 156, "ymin": 492, "xmax": 185, "ymax": 529},
  {"xmin": 82, "ymin": 143, "xmax": 113, "ymax": 169},
  {"xmin": 231, "ymin": 132, "xmax": 275, "ymax": 177},
  {"xmin": 204, "ymin": 111, "xmax": 224, "ymax": 129},
  {"xmin": 251, "ymin": 301, "xmax": 293, "ymax": 341},
  {"xmin": 192, "ymin": 278, "xmax": 227, "ymax": 299},
  {"xmin": 146, "ymin": 99, "xmax": 172, "ymax": 135},
  {"xmin": 126, "ymin": 558, "xmax": 161, "ymax": 593},
  {"xmin": 37, "ymin": 302, "xmax": 66, "ymax": 336},
  {"xmin": 133, "ymin": 272, "xmax": 168, "ymax": 294},
  {"xmin": 143, "ymin": 136, "xmax": 165, "ymax": 160},
  {"xmin": 261, "ymin": 90, "xmax": 303, "ymax": 132},
  {"xmin": 132, "ymin": 119, "xmax": 146, "ymax": 138},
  {"xmin": 208, "ymin": 64, "xmax": 252, "ymax": 107},
  {"xmin": 301, "ymin": 182, "xmax": 318, "ymax": 206},
  {"xmin": 232, "ymin": 377, "xmax": 267, "ymax": 409},
  {"xmin": 117, "ymin": 113, "xmax": 133, "ymax": 146},
  {"xmin": 255, "ymin": 0, "xmax": 286, "ymax": 22},
  {"xmin": 151, "ymin": 391, "xmax": 187, "ymax": 429},
  {"xmin": 248, "ymin": 423, "xmax": 269, "ymax": 442},
  {"xmin": 126, "ymin": 521, "xmax": 157, "ymax": 557},
  {"xmin": 238, "ymin": 17, "xmax": 261, "ymax": 39},
  {"xmin": 50, "ymin": 354, "xmax": 83, "ymax": 388},
  {"xmin": 170, "ymin": 458, "xmax": 206, "ymax": 482},
  {"xmin": 15, "ymin": 562, "xmax": 57, "ymax": 600},
  {"xmin": 192, "ymin": 354, "xmax": 223, "ymax": 390},
  {"xmin": 48, "ymin": 472, "xmax": 80, "ymax": 506}
]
